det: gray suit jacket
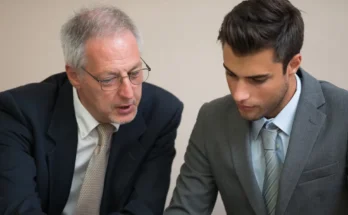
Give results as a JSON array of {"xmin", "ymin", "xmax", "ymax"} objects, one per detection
[{"xmin": 165, "ymin": 69, "xmax": 348, "ymax": 215}]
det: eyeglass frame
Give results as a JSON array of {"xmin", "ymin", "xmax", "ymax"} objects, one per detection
[{"xmin": 80, "ymin": 57, "xmax": 151, "ymax": 91}]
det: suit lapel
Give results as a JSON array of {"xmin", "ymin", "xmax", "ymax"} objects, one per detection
[
  {"xmin": 46, "ymin": 81, "xmax": 78, "ymax": 215},
  {"xmin": 277, "ymin": 70, "xmax": 326, "ymax": 215},
  {"xmin": 228, "ymin": 104, "xmax": 267, "ymax": 215}
]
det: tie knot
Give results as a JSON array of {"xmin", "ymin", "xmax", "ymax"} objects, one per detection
[
  {"xmin": 96, "ymin": 124, "xmax": 114, "ymax": 144},
  {"xmin": 264, "ymin": 121, "xmax": 277, "ymax": 130},
  {"xmin": 261, "ymin": 122, "xmax": 278, "ymax": 150}
]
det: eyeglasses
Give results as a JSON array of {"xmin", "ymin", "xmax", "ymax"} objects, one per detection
[{"xmin": 81, "ymin": 57, "xmax": 151, "ymax": 91}]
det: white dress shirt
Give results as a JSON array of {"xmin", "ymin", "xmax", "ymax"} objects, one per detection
[
  {"xmin": 62, "ymin": 87, "xmax": 119, "ymax": 215},
  {"xmin": 250, "ymin": 74, "xmax": 302, "ymax": 191}
]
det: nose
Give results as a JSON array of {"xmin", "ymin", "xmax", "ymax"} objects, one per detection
[
  {"xmin": 232, "ymin": 80, "xmax": 250, "ymax": 103},
  {"xmin": 117, "ymin": 76, "xmax": 134, "ymax": 99}
]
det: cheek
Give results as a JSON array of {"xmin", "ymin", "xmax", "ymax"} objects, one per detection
[
  {"xmin": 133, "ymin": 85, "xmax": 142, "ymax": 101},
  {"xmin": 256, "ymin": 82, "xmax": 285, "ymax": 107},
  {"xmin": 95, "ymin": 92, "xmax": 115, "ymax": 110},
  {"xmin": 81, "ymin": 86, "xmax": 99, "ymax": 104},
  {"xmin": 253, "ymin": 84, "xmax": 276, "ymax": 103}
]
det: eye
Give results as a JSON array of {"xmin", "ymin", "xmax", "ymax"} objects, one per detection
[
  {"xmin": 129, "ymin": 70, "xmax": 141, "ymax": 79},
  {"xmin": 225, "ymin": 70, "xmax": 237, "ymax": 78},
  {"xmin": 100, "ymin": 77, "xmax": 117, "ymax": 85},
  {"xmin": 250, "ymin": 78, "xmax": 267, "ymax": 84}
]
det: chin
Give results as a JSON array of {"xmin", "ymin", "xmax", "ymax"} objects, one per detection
[
  {"xmin": 239, "ymin": 112, "xmax": 263, "ymax": 121},
  {"xmin": 110, "ymin": 110, "xmax": 137, "ymax": 125}
]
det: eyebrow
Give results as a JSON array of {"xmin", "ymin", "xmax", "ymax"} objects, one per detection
[
  {"xmin": 223, "ymin": 64, "xmax": 270, "ymax": 79},
  {"xmin": 104, "ymin": 61, "xmax": 143, "ymax": 76}
]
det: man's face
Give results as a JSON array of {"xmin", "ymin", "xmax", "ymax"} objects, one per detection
[
  {"xmin": 67, "ymin": 31, "xmax": 142, "ymax": 124},
  {"xmin": 223, "ymin": 44, "xmax": 299, "ymax": 121}
]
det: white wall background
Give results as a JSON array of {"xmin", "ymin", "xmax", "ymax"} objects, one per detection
[{"xmin": 0, "ymin": 0, "xmax": 347, "ymax": 214}]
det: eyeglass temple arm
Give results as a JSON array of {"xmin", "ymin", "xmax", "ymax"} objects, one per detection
[{"xmin": 141, "ymin": 57, "xmax": 151, "ymax": 71}]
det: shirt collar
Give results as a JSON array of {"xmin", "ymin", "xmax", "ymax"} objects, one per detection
[
  {"xmin": 251, "ymin": 74, "xmax": 302, "ymax": 139},
  {"xmin": 73, "ymin": 87, "xmax": 119, "ymax": 139}
]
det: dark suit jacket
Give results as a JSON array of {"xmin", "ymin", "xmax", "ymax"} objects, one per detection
[
  {"xmin": 165, "ymin": 69, "xmax": 348, "ymax": 215},
  {"xmin": 0, "ymin": 72, "xmax": 183, "ymax": 215}
]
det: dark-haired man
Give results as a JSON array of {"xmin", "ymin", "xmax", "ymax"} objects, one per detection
[{"xmin": 165, "ymin": 0, "xmax": 348, "ymax": 214}]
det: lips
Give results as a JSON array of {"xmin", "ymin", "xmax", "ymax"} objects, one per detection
[
  {"xmin": 239, "ymin": 105, "xmax": 253, "ymax": 108},
  {"xmin": 118, "ymin": 105, "xmax": 131, "ymax": 109},
  {"xmin": 237, "ymin": 104, "xmax": 254, "ymax": 111},
  {"xmin": 115, "ymin": 104, "xmax": 135, "ymax": 115}
]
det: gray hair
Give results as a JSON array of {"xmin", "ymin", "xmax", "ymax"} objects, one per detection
[{"xmin": 60, "ymin": 5, "xmax": 142, "ymax": 69}]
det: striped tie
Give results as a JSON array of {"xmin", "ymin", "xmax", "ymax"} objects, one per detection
[{"xmin": 261, "ymin": 123, "xmax": 280, "ymax": 215}]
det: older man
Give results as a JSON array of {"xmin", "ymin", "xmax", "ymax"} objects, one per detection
[{"xmin": 0, "ymin": 6, "xmax": 183, "ymax": 215}]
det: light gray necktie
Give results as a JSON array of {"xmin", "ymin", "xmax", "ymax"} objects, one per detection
[
  {"xmin": 75, "ymin": 123, "xmax": 114, "ymax": 215},
  {"xmin": 261, "ymin": 123, "xmax": 280, "ymax": 215}
]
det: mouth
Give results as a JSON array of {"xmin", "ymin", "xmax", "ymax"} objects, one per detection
[
  {"xmin": 118, "ymin": 105, "xmax": 132, "ymax": 109},
  {"xmin": 115, "ymin": 104, "xmax": 135, "ymax": 115},
  {"xmin": 237, "ymin": 104, "xmax": 255, "ymax": 111}
]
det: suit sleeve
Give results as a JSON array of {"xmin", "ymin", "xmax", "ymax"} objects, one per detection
[
  {"xmin": 111, "ymin": 101, "xmax": 184, "ymax": 215},
  {"xmin": 0, "ymin": 92, "xmax": 46, "ymax": 215},
  {"xmin": 164, "ymin": 103, "xmax": 218, "ymax": 215},
  {"xmin": 346, "ymin": 138, "xmax": 348, "ymax": 183}
]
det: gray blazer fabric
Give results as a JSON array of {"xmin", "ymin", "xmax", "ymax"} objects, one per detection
[{"xmin": 165, "ymin": 69, "xmax": 348, "ymax": 215}]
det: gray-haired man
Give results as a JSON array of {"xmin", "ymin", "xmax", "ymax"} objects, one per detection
[{"xmin": 0, "ymin": 5, "xmax": 183, "ymax": 215}]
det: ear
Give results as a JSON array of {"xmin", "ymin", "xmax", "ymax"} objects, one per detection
[
  {"xmin": 65, "ymin": 65, "xmax": 82, "ymax": 89},
  {"xmin": 287, "ymin": 53, "xmax": 302, "ymax": 75}
]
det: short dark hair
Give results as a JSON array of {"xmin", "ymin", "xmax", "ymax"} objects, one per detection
[{"xmin": 217, "ymin": 0, "xmax": 304, "ymax": 72}]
